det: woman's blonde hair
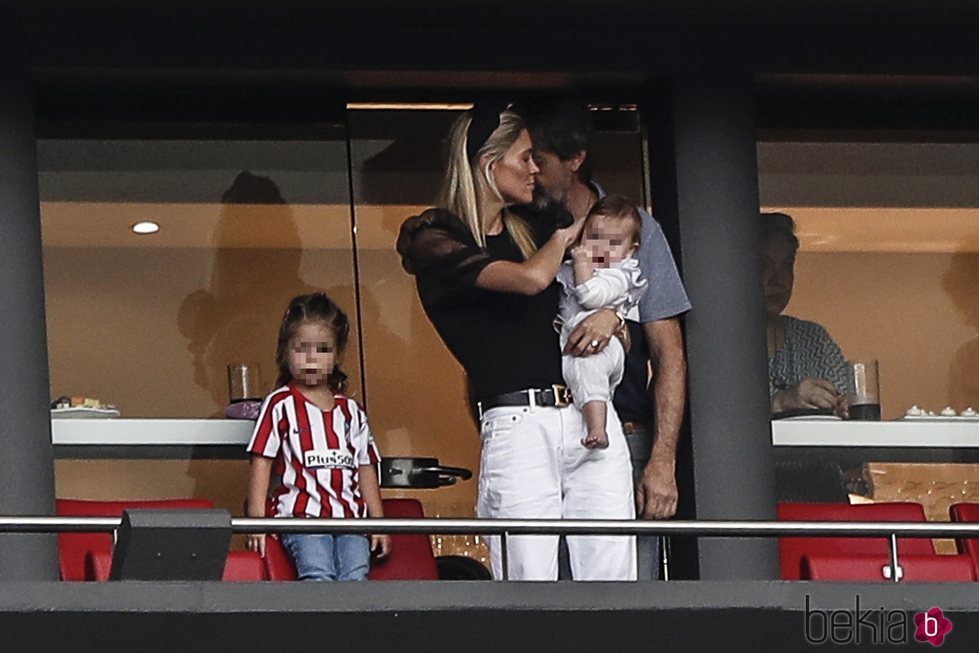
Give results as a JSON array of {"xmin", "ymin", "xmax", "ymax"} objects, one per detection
[{"xmin": 437, "ymin": 107, "xmax": 537, "ymax": 259}]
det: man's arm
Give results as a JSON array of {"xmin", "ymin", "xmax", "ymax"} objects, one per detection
[{"xmin": 636, "ymin": 317, "xmax": 686, "ymax": 519}]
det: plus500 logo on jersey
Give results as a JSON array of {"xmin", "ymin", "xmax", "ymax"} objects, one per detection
[{"xmin": 304, "ymin": 450, "xmax": 354, "ymax": 469}]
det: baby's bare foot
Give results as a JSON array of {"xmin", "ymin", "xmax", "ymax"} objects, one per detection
[{"xmin": 582, "ymin": 431, "xmax": 610, "ymax": 449}]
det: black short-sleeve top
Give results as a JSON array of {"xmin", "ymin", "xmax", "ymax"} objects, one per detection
[{"xmin": 397, "ymin": 208, "xmax": 564, "ymax": 403}]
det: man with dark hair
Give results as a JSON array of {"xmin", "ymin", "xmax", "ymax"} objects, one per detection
[{"xmin": 520, "ymin": 97, "xmax": 691, "ymax": 580}]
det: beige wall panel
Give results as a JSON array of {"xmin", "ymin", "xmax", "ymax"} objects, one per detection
[
  {"xmin": 789, "ymin": 251, "xmax": 979, "ymax": 418},
  {"xmin": 44, "ymin": 245, "xmax": 361, "ymax": 418},
  {"xmin": 55, "ymin": 459, "xmax": 251, "ymax": 513}
]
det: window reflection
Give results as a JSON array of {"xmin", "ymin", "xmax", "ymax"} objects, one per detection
[
  {"xmin": 39, "ymin": 137, "xmax": 360, "ymax": 418},
  {"xmin": 758, "ymin": 141, "xmax": 979, "ymax": 417},
  {"xmin": 39, "ymin": 112, "xmax": 654, "ymax": 538},
  {"xmin": 177, "ymin": 171, "xmax": 325, "ymax": 413}
]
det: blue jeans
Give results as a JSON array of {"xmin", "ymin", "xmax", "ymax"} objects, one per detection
[
  {"xmin": 280, "ymin": 533, "xmax": 370, "ymax": 581},
  {"xmin": 623, "ymin": 425, "xmax": 661, "ymax": 581}
]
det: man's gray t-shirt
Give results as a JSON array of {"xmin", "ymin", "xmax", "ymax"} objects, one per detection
[
  {"xmin": 635, "ymin": 206, "xmax": 691, "ymax": 323},
  {"xmin": 610, "ymin": 200, "xmax": 691, "ymax": 425}
]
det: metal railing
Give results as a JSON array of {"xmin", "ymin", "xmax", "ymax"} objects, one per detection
[{"xmin": 4, "ymin": 516, "xmax": 979, "ymax": 582}]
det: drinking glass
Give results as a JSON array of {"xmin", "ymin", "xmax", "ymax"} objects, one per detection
[
  {"xmin": 847, "ymin": 359, "xmax": 881, "ymax": 420},
  {"xmin": 227, "ymin": 363, "xmax": 262, "ymax": 403}
]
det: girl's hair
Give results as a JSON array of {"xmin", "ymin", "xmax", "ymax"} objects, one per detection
[
  {"xmin": 274, "ymin": 293, "xmax": 350, "ymax": 391},
  {"xmin": 437, "ymin": 107, "xmax": 537, "ymax": 259},
  {"xmin": 587, "ymin": 194, "xmax": 643, "ymax": 246}
]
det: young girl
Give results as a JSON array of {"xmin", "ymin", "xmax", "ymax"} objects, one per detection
[
  {"xmin": 245, "ymin": 292, "xmax": 390, "ymax": 581},
  {"xmin": 557, "ymin": 195, "xmax": 648, "ymax": 449}
]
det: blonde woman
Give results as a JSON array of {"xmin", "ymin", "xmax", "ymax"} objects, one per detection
[{"xmin": 397, "ymin": 103, "xmax": 636, "ymax": 581}]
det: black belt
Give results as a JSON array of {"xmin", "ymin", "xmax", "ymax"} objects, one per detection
[
  {"xmin": 621, "ymin": 421, "xmax": 647, "ymax": 435},
  {"xmin": 477, "ymin": 385, "xmax": 573, "ymax": 418}
]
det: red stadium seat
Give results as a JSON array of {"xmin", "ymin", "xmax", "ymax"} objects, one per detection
[
  {"xmin": 948, "ymin": 502, "xmax": 979, "ymax": 578},
  {"xmin": 85, "ymin": 549, "xmax": 112, "ymax": 582},
  {"xmin": 802, "ymin": 554, "xmax": 975, "ymax": 582},
  {"xmin": 777, "ymin": 502, "xmax": 934, "ymax": 580},
  {"xmin": 56, "ymin": 497, "xmax": 214, "ymax": 581},
  {"xmin": 221, "ymin": 551, "xmax": 267, "ymax": 581},
  {"xmin": 262, "ymin": 534, "xmax": 298, "ymax": 581},
  {"xmin": 261, "ymin": 498, "xmax": 439, "ymax": 581},
  {"xmin": 85, "ymin": 548, "xmax": 267, "ymax": 581},
  {"xmin": 367, "ymin": 498, "xmax": 439, "ymax": 581}
]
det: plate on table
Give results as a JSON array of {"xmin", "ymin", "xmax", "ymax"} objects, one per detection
[
  {"xmin": 901, "ymin": 415, "xmax": 979, "ymax": 422},
  {"xmin": 778, "ymin": 414, "xmax": 843, "ymax": 422},
  {"xmin": 50, "ymin": 407, "xmax": 120, "ymax": 419}
]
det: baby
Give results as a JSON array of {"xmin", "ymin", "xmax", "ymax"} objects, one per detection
[{"xmin": 557, "ymin": 195, "xmax": 647, "ymax": 449}]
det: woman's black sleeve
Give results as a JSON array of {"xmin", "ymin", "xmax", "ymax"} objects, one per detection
[{"xmin": 396, "ymin": 209, "xmax": 493, "ymax": 290}]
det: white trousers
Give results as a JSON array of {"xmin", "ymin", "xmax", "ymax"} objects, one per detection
[
  {"xmin": 476, "ymin": 402, "xmax": 636, "ymax": 581},
  {"xmin": 562, "ymin": 337, "xmax": 625, "ymax": 409}
]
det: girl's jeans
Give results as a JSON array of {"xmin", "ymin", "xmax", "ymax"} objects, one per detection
[{"xmin": 280, "ymin": 533, "xmax": 370, "ymax": 581}]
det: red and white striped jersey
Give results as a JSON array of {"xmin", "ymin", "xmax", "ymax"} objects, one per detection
[{"xmin": 246, "ymin": 383, "xmax": 381, "ymax": 519}]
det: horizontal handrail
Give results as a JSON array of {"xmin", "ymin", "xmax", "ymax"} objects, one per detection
[
  {"xmin": 2, "ymin": 515, "xmax": 979, "ymax": 538},
  {"xmin": 236, "ymin": 518, "xmax": 979, "ymax": 538}
]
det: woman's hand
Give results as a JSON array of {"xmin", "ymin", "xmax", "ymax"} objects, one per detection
[
  {"xmin": 773, "ymin": 378, "xmax": 847, "ymax": 417},
  {"xmin": 556, "ymin": 217, "xmax": 586, "ymax": 250},
  {"xmin": 245, "ymin": 533, "xmax": 267, "ymax": 558},
  {"xmin": 565, "ymin": 308, "xmax": 620, "ymax": 357},
  {"xmin": 475, "ymin": 217, "xmax": 584, "ymax": 296},
  {"xmin": 371, "ymin": 533, "xmax": 392, "ymax": 559},
  {"xmin": 618, "ymin": 320, "xmax": 631, "ymax": 354}
]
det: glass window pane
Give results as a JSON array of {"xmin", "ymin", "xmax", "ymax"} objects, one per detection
[
  {"xmin": 348, "ymin": 109, "xmax": 476, "ymax": 538},
  {"xmin": 758, "ymin": 141, "xmax": 979, "ymax": 418},
  {"xmin": 39, "ymin": 135, "xmax": 361, "ymax": 418}
]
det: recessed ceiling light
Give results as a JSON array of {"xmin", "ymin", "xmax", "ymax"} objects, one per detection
[{"xmin": 131, "ymin": 221, "xmax": 160, "ymax": 235}]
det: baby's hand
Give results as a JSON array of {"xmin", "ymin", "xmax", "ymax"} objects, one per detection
[{"xmin": 570, "ymin": 245, "xmax": 590, "ymax": 261}]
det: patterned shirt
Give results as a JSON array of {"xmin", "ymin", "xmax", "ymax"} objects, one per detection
[
  {"xmin": 247, "ymin": 383, "xmax": 380, "ymax": 519},
  {"xmin": 769, "ymin": 315, "xmax": 850, "ymax": 397}
]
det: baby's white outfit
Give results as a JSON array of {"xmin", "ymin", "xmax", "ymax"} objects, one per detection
[{"xmin": 556, "ymin": 257, "xmax": 647, "ymax": 409}]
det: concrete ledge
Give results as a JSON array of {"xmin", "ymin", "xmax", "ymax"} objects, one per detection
[
  {"xmin": 1, "ymin": 579, "xmax": 976, "ymax": 612},
  {"xmin": 2, "ymin": 581, "xmax": 978, "ymax": 652}
]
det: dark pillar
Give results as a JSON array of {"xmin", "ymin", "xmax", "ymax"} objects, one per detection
[
  {"xmin": 646, "ymin": 73, "xmax": 778, "ymax": 580},
  {"xmin": 0, "ymin": 46, "xmax": 59, "ymax": 579}
]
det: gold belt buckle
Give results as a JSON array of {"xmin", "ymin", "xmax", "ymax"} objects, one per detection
[{"xmin": 551, "ymin": 384, "xmax": 572, "ymax": 408}]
